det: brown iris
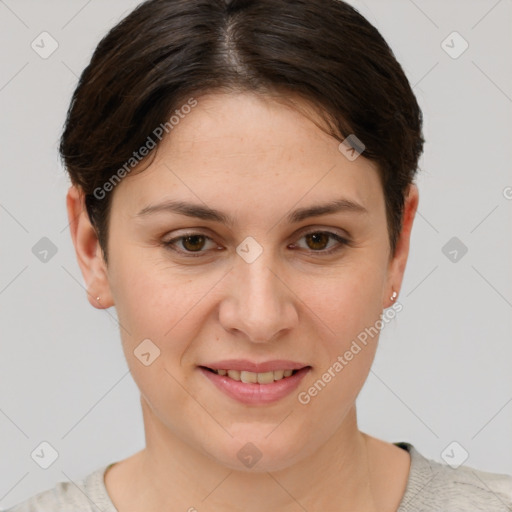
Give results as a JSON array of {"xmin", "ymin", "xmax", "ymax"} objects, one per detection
[
  {"xmin": 181, "ymin": 235, "xmax": 206, "ymax": 252},
  {"xmin": 305, "ymin": 232, "xmax": 329, "ymax": 251}
]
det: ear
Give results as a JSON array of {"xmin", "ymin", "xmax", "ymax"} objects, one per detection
[
  {"xmin": 66, "ymin": 185, "xmax": 114, "ymax": 309},
  {"xmin": 382, "ymin": 183, "xmax": 419, "ymax": 309}
]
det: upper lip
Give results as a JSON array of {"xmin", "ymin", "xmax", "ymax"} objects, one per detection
[{"xmin": 200, "ymin": 359, "xmax": 310, "ymax": 373}]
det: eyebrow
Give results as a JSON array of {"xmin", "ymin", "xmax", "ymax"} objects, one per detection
[{"xmin": 136, "ymin": 197, "xmax": 368, "ymax": 226}]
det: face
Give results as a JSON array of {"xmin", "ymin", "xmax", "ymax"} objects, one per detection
[{"xmin": 69, "ymin": 91, "xmax": 417, "ymax": 472}]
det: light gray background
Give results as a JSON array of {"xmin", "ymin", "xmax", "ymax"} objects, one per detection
[{"xmin": 1, "ymin": 0, "xmax": 511, "ymax": 508}]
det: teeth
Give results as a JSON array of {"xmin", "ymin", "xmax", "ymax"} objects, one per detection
[
  {"xmin": 274, "ymin": 369, "xmax": 284, "ymax": 380},
  {"xmin": 227, "ymin": 369, "xmax": 240, "ymax": 380},
  {"xmin": 213, "ymin": 368, "xmax": 297, "ymax": 383}
]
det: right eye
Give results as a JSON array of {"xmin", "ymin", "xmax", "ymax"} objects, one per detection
[{"xmin": 162, "ymin": 233, "xmax": 221, "ymax": 257}]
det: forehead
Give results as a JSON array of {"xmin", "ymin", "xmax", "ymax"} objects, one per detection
[{"xmin": 111, "ymin": 92, "xmax": 384, "ymax": 221}]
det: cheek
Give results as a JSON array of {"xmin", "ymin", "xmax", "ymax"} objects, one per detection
[
  {"xmin": 109, "ymin": 246, "xmax": 205, "ymax": 331},
  {"xmin": 109, "ymin": 260, "xmax": 211, "ymax": 414},
  {"xmin": 292, "ymin": 261, "xmax": 385, "ymax": 406},
  {"xmin": 298, "ymin": 259, "xmax": 386, "ymax": 344}
]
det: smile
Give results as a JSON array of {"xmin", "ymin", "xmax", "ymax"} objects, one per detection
[
  {"xmin": 199, "ymin": 366, "xmax": 311, "ymax": 405},
  {"xmin": 203, "ymin": 367, "xmax": 298, "ymax": 384}
]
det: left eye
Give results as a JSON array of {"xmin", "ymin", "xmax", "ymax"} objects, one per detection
[
  {"xmin": 163, "ymin": 231, "xmax": 349, "ymax": 257},
  {"xmin": 291, "ymin": 231, "xmax": 349, "ymax": 253}
]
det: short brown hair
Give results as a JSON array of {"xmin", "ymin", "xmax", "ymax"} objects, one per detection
[{"xmin": 60, "ymin": 0, "xmax": 424, "ymax": 263}]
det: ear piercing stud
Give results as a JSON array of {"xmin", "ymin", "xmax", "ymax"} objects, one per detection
[{"xmin": 390, "ymin": 290, "xmax": 398, "ymax": 301}]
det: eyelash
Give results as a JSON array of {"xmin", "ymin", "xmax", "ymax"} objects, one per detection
[{"xmin": 162, "ymin": 230, "xmax": 351, "ymax": 258}]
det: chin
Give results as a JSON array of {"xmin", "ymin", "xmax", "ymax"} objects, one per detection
[{"xmin": 202, "ymin": 431, "xmax": 309, "ymax": 473}]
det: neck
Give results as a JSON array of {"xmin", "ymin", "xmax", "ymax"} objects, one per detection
[{"xmin": 129, "ymin": 398, "xmax": 380, "ymax": 512}]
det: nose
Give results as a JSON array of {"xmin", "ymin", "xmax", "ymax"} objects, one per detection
[{"xmin": 218, "ymin": 252, "xmax": 299, "ymax": 343}]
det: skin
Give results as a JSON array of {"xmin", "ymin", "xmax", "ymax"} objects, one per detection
[{"xmin": 67, "ymin": 91, "xmax": 418, "ymax": 512}]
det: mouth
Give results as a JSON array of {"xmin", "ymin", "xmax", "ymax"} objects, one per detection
[
  {"xmin": 198, "ymin": 364, "xmax": 312, "ymax": 405},
  {"xmin": 199, "ymin": 366, "xmax": 303, "ymax": 384}
]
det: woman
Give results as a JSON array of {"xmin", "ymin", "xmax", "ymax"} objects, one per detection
[{"xmin": 7, "ymin": 0, "xmax": 511, "ymax": 510}]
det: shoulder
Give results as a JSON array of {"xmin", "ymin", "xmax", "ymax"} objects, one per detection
[
  {"xmin": 397, "ymin": 442, "xmax": 512, "ymax": 512},
  {"xmin": 4, "ymin": 464, "xmax": 116, "ymax": 512}
]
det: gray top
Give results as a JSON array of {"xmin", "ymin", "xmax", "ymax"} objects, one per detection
[{"xmin": 5, "ymin": 443, "xmax": 512, "ymax": 511}]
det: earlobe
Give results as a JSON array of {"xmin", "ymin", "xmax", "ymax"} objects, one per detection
[
  {"xmin": 383, "ymin": 183, "xmax": 419, "ymax": 309},
  {"xmin": 66, "ymin": 186, "xmax": 114, "ymax": 309}
]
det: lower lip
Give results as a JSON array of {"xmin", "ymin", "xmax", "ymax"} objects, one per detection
[{"xmin": 199, "ymin": 366, "xmax": 311, "ymax": 405}]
